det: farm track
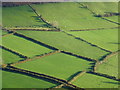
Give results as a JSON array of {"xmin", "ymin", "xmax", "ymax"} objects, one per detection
[
  {"xmin": 2, "ymin": 33, "xmax": 13, "ymax": 37},
  {"xmin": 11, "ymin": 50, "xmax": 60, "ymax": 66},
  {"xmin": 2, "ymin": 65, "xmax": 83, "ymax": 89},
  {"xmin": 62, "ymin": 31, "xmax": 112, "ymax": 53}
]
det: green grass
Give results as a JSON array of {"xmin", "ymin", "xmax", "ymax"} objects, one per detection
[
  {"xmin": 68, "ymin": 29, "xmax": 118, "ymax": 51},
  {"xmin": 2, "ymin": 35, "xmax": 53, "ymax": 57},
  {"xmin": 2, "ymin": 71, "xmax": 56, "ymax": 88},
  {"xmin": 17, "ymin": 31, "xmax": 108, "ymax": 60},
  {"xmin": 96, "ymin": 54, "xmax": 118, "ymax": 78},
  {"xmin": 2, "ymin": 5, "xmax": 50, "ymax": 28},
  {"xmin": 16, "ymin": 53, "xmax": 93, "ymax": 80},
  {"xmin": 81, "ymin": 2, "xmax": 118, "ymax": 15},
  {"xmin": 1, "ymin": 48, "xmax": 24, "ymax": 64},
  {"xmin": 105, "ymin": 16, "xmax": 118, "ymax": 23},
  {"xmin": 31, "ymin": 2, "xmax": 117, "ymax": 31},
  {"xmin": 2, "ymin": 30, "xmax": 9, "ymax": 35},
  {"xmin": 72, "ymin": 73, "xmax": 119, "ymax": 88}
]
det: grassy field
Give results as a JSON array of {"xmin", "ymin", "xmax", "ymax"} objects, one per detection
[
  {"xmin": 1, "ymin": 48, "xmax": 24, "ymax": 64},
  {"xmin": 31, "ymin": 2, "xmax": 117, "ymax": 31},
  {"xmin": 96, "ymin": 54, "xmax": 118, "ymax": 78},
  {"xmin": 81, "ymin": 2, "xmax": 118, "ymax": 15},
  {"xmin": 2, "ymin": 35, "xmax": 53, "ymax": 57},
  {"xmin": 68, "ymin": 29, "xmax": 118, "ymax": 51},
  {"xmin": 2, "ymin": 5, "xmax": 50, "ymax": 28},
  {"xmin": 2, "ymin": 71, "xmax": 57, "ymax": 88},
  {"xmin": 105, "ymin": 16, "xmax": 118, "ymax": 23},
  {"xmin": 2, "ymin": 30, "xmax": 9, "ymax": 35},
  {"xmin": 17, "ymin": 31, "xmax": 108, "ymax": 60},
  {"xmin": 15, "ymin": 53, "xmax": 93, "ymax": 80},
  {"xmin": 72, "ymin": 73, "xmax": 119, "ymax": 88}
]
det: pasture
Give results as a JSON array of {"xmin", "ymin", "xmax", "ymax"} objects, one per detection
[
  {"xmin": 32, "ymin": 2, "xmax": 117, "ymax": 31},
  {"xmin": 2, "ymin": 35, "xmax": 53, "ymax": 57},
  {"xmin": 16, "ymin": 53, "xmax": 93, "ymax": 80},
  {"xmin": 68, "ymin": 29, "xmax": 118, "ymax": 51},
  {"xmin": 72, "ymin": 73, "xmax": 119, "ymax": 88},
  {"xmin": 2, "ymin": 71, "xmax": 57, "ymax": 88},
  {"xmin": 17, "ymin": 30, "xmax": 108, "ymax": 60}
]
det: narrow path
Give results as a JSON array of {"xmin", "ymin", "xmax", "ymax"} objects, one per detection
[{"xmin": 2, "ymin": 65, "xmax": 83, "ymax": 89}]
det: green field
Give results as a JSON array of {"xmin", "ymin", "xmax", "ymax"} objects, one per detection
[
  {"xmin": 81, "ymin": 2, "xmax": 118, "ymax": 15},
  {"xmin": 1, "ymin": 48, "xmax": 24, "ymax": 64},
  {"xmin": 2, "ymin": 30, "xmax": 9, "ymax": 35},
  {"xmin": 96, "ymin": 54, "xmax": 118, "ymax": 78},
  {"xmin": 68, "ymin": 29, "xmax": 118, "ymax": 51},
  {"xmin": 3, "ymin": 5, "xmax": 50, "ymax": 28},
  {"xmin": 17, "ymin": 31, "xmax": 108, "ymax": 60},
  {"xmin": 2, "ymin": 35, "xmax": 53, "ymax": 57},
  {"xmin": 31, "ymin": 2, "xmax": 117, "ymax": 31},
  {"xmin": 2, "ymin": 71, "xmax": 57, "ymax": 88},
  {"xmin": 16, "ymin": 53, "xmax": 92, "ymax": 80},
  {"xmin": 72, "ymin": 73, "xmax": 119, "ymax": 88},
  {"xmin": 2, "ymin": 2, "xmax": 119, "ymax": 89},
  {"xmin": 105, "ymin": 16, "xmax": 118, "ymax": 23}
]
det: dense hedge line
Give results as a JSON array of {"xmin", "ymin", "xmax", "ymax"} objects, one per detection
[{"xmin": 2, "ymin": 65, "xmax": 81, "ymax": 89}]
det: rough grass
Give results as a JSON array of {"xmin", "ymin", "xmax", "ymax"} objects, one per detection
[
  {"xmin": 16, "ymin": 53, "xmax": 93, "ymax": 80},
  {"xmin": 1, "ymin": 48, "xmax": 24, "ymax": 64},
  {"xmin": 2, "ymin": 35, "xmax": 53, "ymax": 57},
  {"xmin": 17, "ymin": 31, "xmax": 108, "ymax": 60},
  {"xmin": 2, "ymin": 71, "xmax": 57, "ymax": 88},
  {"xmin": 72, "ymin": 73, "xmax": 119, "ymax": 88},
  {"xmin": 2, "ymin": 5, "xmax": 50, "ymax": 28},
  {"xmin": 68, "ymin": 29, "xmax": 118, "ymax": 51},
  {"xmin": 96, "ymin": 54, "xmax": 118, "ymax": 78},
  {"xmin": 31, "ymin": 2, "xmax": 117, "ymax": 31}
]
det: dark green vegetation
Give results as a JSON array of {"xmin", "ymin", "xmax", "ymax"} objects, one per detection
[{"xmin": 2, "ymin": 2, "xmax": 119, "ymax": 89}]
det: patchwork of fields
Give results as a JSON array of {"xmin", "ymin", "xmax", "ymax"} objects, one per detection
[{"xmin": 1, "ymin": 2, "xmax": 119, "ymax": 89}]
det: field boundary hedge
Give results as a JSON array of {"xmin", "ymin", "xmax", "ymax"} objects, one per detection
[
  {"xmin": 87, "ymin": 71, "xmax": 120, "ymax": 81},
  {"xmin": 94, "ymin": 50, "xmax": 119, "ymax": 72},
  {"xmin": 69, "ymin": 27, "xmax": 119, "ymax": 31},
  {"xmin": 2, "ymin": 65, "xmax": 83, "ymax": 89},
  {"xmin": 28, "ymin": 4, "xmax": 60, "ymax": 31},
  {"xmin": 11, "ymin": 50, "xmax": 60, "ymax": 66},
  {"xmin": 1, "ymin": 45, "xmax": 27, "ymax": 58},
  {"xmin": 61, "ymin": 51, "xmax": 97, "ymax": 62},
  {"xmin": 63, "ymin": 31, "xmax": 112, "ymax": 53},
  {"xmin": 53, "ymin": 71, "xmax": 86, "ymax": 88}
]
